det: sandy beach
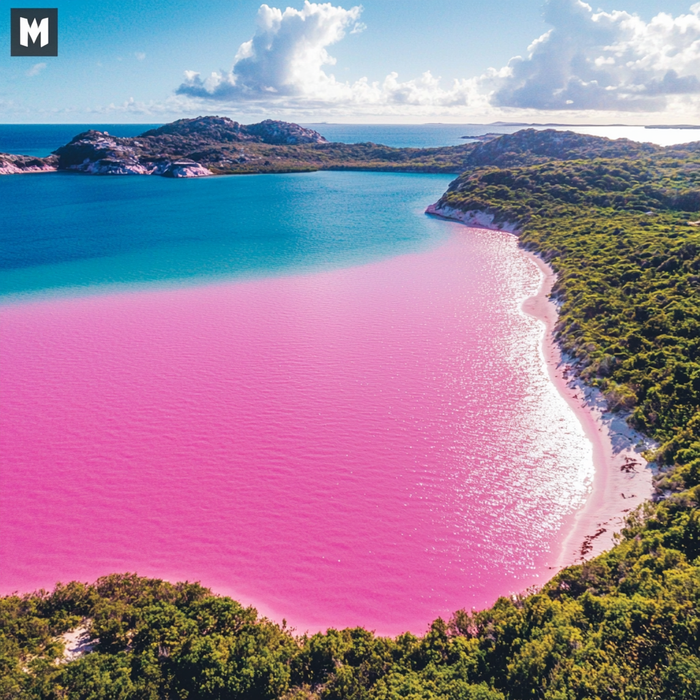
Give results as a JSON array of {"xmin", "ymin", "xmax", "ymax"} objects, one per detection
[
  {"xmin": 521, "ymin": 252, "xmax": 656, "ymax": 568},
  {"xmin": 427, "ymin": 207, "xmax": 656, "ymax": 568}
]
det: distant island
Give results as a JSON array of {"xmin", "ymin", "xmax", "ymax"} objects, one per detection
[
  {"xmin": 465, "ymin": 121, "xmax": 700, "ymax": 129},
  {"xmin": 0, "ymin": 115, "xmax": 692, "ymax": 178}
]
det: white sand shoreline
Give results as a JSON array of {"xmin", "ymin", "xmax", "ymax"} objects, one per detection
[{"xmin": 426, "ymin": 205, "xmax": 657, "ymax": 568}]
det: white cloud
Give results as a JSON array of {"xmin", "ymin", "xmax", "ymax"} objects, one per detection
[
  {"xmin": 174, "ymin": 0, "xmax": 700, "ymax": 117},
  {"xmin": 135, "ymin": 52, "xmax": 146, "ymax": 61},
  {"xmin": 177, "ymin": 1, "xmax": 481, "ymax": 113},
  {"xmin": 491, "ymin": 0, "xmax": 700, "ymax": 111},
  {"xmin": 27, "ymin": 63, "xmax": 46, "ymax": 77},
  {"xmin": 178, "ymin": 1, "xmax": 362, "ymax": 100}
]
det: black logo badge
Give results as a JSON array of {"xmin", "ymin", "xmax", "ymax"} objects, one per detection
[{"xmin": 11, "ymin": 8, "xmax": 58, "ymax": 57}]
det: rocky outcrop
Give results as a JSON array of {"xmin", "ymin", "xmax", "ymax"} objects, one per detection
[
  {"xmin": 53, "ymin": 132, "xmax": 213, "ymax": 177},
  {"xmin": 0, "ymin": 153, "xmax": 57, "ymax": 174},
  {"xmin": 161, "ymin": 160, "xmax": 212, "ymax": 178},
  {"xmin": 51, "ymin": 117, "xmax": 329, "ymax": 177},
  {"xmin": 2, "ymin": 120, "xmax": 693, "ymax": 178},
  {"xmin": 141, "ymin": 116, "xmax": 327, "ymax": 146},
  {"xmin": 242, "ymin": 119, "xmax": 327, "ymax": 145}
]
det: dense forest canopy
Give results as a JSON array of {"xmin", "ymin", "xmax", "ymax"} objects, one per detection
[{"xmin": 2, "ymin": 129, "xmax": 700, "ymax": 699}]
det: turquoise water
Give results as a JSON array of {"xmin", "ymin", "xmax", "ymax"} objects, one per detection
[
  {"xmin": 0, "ymin": 171, "xmax": 453, "ymax": 300},
  {"xmin": 306, "ymin": 124, "xmax": 479, "ymax": 147}
]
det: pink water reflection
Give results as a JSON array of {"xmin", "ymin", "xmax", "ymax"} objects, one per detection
[{"xmin": 0, "ymin": 227, "xmax": 593, "ymax": 635}]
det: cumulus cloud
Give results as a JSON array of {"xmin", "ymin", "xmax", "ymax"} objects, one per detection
[
  {"xmin": 492, "ymin": 0, "xmax": 700, "ymax": 111},
  {"xmin": 175, "ymin": 0, "xmax": 700, "ymax": 116},
  {"xmin": 178, "ymin": 1, "xmax": 362, "ymax": 100},
  {"xmin": 177, "ymin": 1, "xmax": 481, "ymax": 112}
]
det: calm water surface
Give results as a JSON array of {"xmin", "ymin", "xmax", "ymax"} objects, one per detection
[
  {"xmin": 0, "ymin": 171, "xmax": 594, "ymax": 634},
  {"xmin": 0, "ymin": 171, "xmax": 450, "ymax": 299}
]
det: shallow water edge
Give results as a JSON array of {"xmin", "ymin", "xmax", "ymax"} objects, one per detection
[{"xmin": 428, "ymin": 208, "xmax": 655, "ymax": 571}]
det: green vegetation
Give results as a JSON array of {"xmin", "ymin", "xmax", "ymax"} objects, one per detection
[
  {"xmin": 437, "ymin": 152, "xmax": 700, "ymax": 471},
  {"xmin": 3, "ymin": 539, "xmax": 700, "ymax": 700},
  {"xmin": 177, "ymin": 128, "xmax": 667, "ymax": 175},
  {"xmin": 4, "ymin": 133, "xmax": 700, "ymax": 698},
  {"xmin": 206, "ymin": 141, "xmax": 478, "ymax": 174}
]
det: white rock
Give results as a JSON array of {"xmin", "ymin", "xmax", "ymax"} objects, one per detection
[{"xmin": 425, "ymin": 203, "xmax": 521, "ymax": 235}]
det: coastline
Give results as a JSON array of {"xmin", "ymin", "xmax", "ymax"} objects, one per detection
[
  {"xmin": 2, "ymin": 216, "xmax": 600, "ymax": 636},
  {"xmin": 522, "ymin": 252, "xmax": 655, "ymax": 567},
  {"xmin": 424, "ymin": 202, "xmax": 521, "ymax": 234},
  {"xmin": 427, "ymin": 205, "xmax": 656, "ymax": 568}
]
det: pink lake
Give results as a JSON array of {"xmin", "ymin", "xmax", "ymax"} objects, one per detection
[{"xmin": 0, "ymin": 226, "xmax": 594, "ymax": 636}]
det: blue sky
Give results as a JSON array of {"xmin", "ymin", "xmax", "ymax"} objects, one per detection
[{"xmin": 2, "ymin": 0, "xmax": 700, "ymax": 123}]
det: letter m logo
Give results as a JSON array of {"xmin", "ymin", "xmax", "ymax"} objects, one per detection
[
  {"xmin": 11, "ymin": 8, "xmax": 58, "ymax": 56},
  {"xmin": 20, "ymin": 17, "xmax": 49, "ymax": 47}
]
